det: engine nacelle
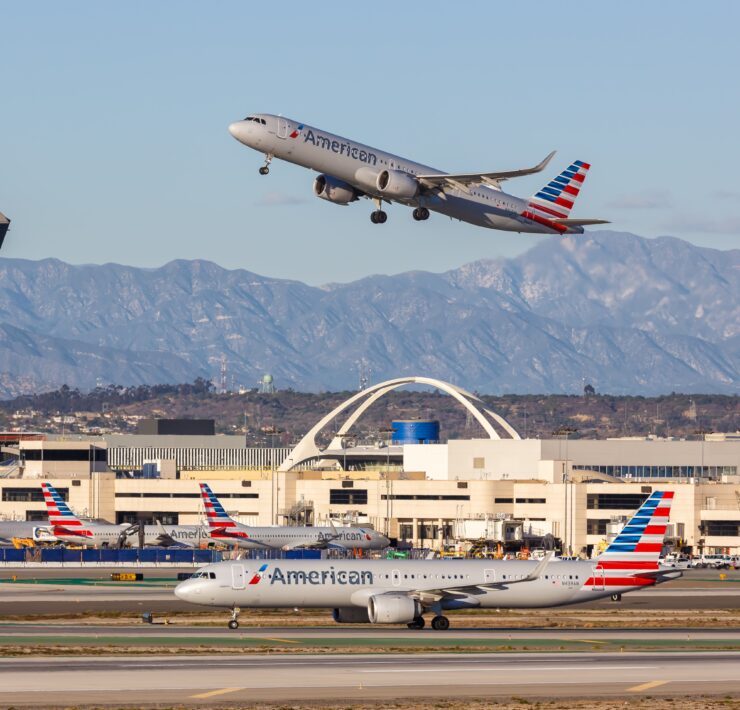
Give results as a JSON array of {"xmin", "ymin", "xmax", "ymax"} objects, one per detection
[
  {"xmin": 313, "ymin": 174, "xmax": 359, "ymax": 204},
  {"xmin": 332, "ymin": 607, "xmax": 371, "ymax": 624},
  {"xmin": 367, "ymin": 594, "xmax": 421, "ymax": 624},
  {"xmin": 376, "ymin": 169, "xmax": 419, "ymax": 199}
]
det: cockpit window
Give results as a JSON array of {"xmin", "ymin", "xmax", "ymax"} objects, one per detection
[{"xmin": 244, "ymin": 117, "xmax": 266, "ymax": 125}]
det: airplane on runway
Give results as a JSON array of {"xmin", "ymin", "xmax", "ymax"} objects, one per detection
[
  {"xmin": 176, "ymin": 490, "xmax": 679, "ymax": 630},
  {"xmin": 228, "ymin": 114, "xmax": 608, "ymax": 234},
  {"xmin": 200, "ymin": 483, "xmax": 390, "ymax": 552},
  {"xmin": 41, "ymin": 482, "xmax": 209, "ymax": 548}
]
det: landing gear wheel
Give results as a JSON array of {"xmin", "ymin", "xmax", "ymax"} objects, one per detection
[
  {"xmin": 413, "ymin": 207, "xmax": 430, "ymax": 221},
  {"xmin": 371, "ymin": 210, "xmax": 387, "ymax": 224},
  {"xmin": 407, "ymin": 616, "xmax": 426, "ymax": 630},
  {"xmin": 610, "ymin": 593, "xmax": 622, "ymax": 602},
  {"xmin": 431, "ymin": 615, "xmax": 450, "ymax": 631},
  {"xmin": 228, "ymin": 619, "xmax": 239, "ymax": 629},
  {"xmin": 258, "ymin": 166, "xmax": 270, "ymax": 175}
]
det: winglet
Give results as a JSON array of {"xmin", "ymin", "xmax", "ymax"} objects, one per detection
[{"xmin": 534, "ymin": 150, "xmax": 557, "ymax": 174}]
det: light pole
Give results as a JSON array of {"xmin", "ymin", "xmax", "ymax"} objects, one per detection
[
  {"xmin": 553, "ymin": 426, "xmax": 578, "ymax": 556},
  {"xmin": 380, "ymin": 428, "xmax": 395, "ymax": 538},
  {"xmin": 266, "ymin": 426, "xmax": 284, "ymax": 525}
]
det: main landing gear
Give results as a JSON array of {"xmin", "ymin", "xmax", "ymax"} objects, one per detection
[
  {"xmin": 412, "ymin": 207, "xmax": 430, "ymax": 221},
  {"xmin": 370, "ymin": 197, "xmax": 388, "ymax": 224},
  {"xmin": 431, "ymin": 615, "xmax": 450, "ymax": 631},
  {"xmin": 407, "ymin": 615, "xmax": 450, "ymax": 631},
  {"xmin": 228, "ymin": 606, "xmax": 241, "ymax": 629},
  {"xmin": 258, "ymin": 154, "xmax": 273, "ymax": 175},
  {"xmin": 611, "ymin": 593, "xmax": 622, "ymax": 602}
]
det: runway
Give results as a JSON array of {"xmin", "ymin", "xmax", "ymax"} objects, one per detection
[{"xmin": 0, "ymin": 651, "xmax": 738, "ymax": 705}]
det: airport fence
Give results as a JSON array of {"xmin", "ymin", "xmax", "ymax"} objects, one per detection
[{"xmin": 0, "ymin": 546, "xmax": 223, "ymax": 567}]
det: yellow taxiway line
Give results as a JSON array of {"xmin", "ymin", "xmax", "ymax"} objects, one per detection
[
  {"xmin": 628, "ymin": 680, "xmax": 670, "ymax": 692},
  {"xmin": 190, "ymin": 687, "xmax": 244, "ymax": 699}
]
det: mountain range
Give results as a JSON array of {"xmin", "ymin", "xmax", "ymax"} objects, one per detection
[{"xmin": 0, "ymin": 231, "xmax": 737, "ymax": 397}]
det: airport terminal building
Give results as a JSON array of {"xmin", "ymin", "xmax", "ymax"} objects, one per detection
[{"xmin": 1, "ymin": 378, "xmax": 738, "ymax": 556}]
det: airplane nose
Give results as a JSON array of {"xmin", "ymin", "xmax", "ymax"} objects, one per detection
[
  {"xmin": 174, "ymin": 580, "xmax": 198, "ymax": 603},
  {"xmin": 228, "ymin": 121, "xmax": 248, "ymax": 143}
]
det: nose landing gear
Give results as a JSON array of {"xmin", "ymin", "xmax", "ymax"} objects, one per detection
[
  {"xmin": 228, "ymin": 606, "xmax": 241, "ymax": 629},
  {"xmin": 259, "ymin": 154, "xmax": 273, "ymax": 175}
]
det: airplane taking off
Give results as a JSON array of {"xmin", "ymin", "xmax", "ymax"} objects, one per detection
[
  {"xmin": 200, "ymin": 483, "xmax": 390, "ymax": 551},
  {"xmin": 228, "ymin": 115, "xmax": 608, "ymax": 234},
  {"xmin": 176, "ymin": 491, "xmax": 679, "ymax": 630},
  {"xmin": 41, "ymin": 482, "xmax": 209, "ymax": 548}
]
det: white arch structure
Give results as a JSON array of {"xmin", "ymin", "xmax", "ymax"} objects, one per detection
[{"xmin": 279, "ymin": 376, "xmax": 520, "ymax": 471}]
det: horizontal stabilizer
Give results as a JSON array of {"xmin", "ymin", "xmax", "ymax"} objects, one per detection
[{"xmin": 553, "ymin": 218, "xmax": 610, "ymax": 226}]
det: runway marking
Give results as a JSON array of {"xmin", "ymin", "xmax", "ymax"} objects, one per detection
[
  {"xmin": 562, "ymin": 638, "xmax": 609, "ymax": 645},
  {"xmin": 629, "ymin": 679, "xmax": 670, "ymax": 692},
  {"xmin": 260, "ymin": 637, "xmax": 301, "ymax": 644},
  {"xmin": 362, "ymin": 665, "xmax": 653, "ymax": 673},
  {"xmin": 190, "ymin": 687, "xmax": 244, "ymax": 699}
]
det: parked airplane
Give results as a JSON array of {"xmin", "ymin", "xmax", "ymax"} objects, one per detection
[
  {"xmin": 41, "ymin": 482, "xmax": 209, "ymax": 548},
  {"xmin": 0, "ymin": 521, "xmax": 57, "ymax": 545},
  {"xmin": 228, "ymin": 114, "xmax": 608, "ymax": 234},
  {"xmin": 176, "ymin": 491, "xmax": 678, "ymax": 630},
  {"xmin": 200, "ymin": 483, "xmax": 390, "ymax": 551}
]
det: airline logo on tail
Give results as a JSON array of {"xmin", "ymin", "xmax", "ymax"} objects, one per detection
[
  {"xmin": 41, "ymin": 482, "xmax": 93, "ymax": 538},
  {"xmin": 523, "ymin": 160, "xmax": 591, "ymax": 233},
  {"xmin": 199, "ymin": 483, "xmax": 249, "ymax": 540},
  {"xmin": 587, "ymin": 490, "xmax": 674, "ymax": 587}
]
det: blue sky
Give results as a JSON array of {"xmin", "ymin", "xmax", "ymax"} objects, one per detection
[{"xmin": 2, "ymin": 1, "xmax": 739, "ymax": 284}]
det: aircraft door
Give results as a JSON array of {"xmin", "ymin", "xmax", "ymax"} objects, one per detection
[
  {"xmin": 483, "ymin": 568, "xmax": 496, "ymax": 584},
  {"xmin": 591, "ymin": 564, "xmax": 605, "ymax": 591},
  {"xmin": 231, "ymin": 564, "xmax": 246, "ymax": 590},
  {"xmin": 277, "ymin": 118, "xmax": 289, "ymax": 139}
]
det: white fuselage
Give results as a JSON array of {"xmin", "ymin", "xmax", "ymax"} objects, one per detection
[
  {"xmin": 175, "ymin": 557, "xmax": 674, "ymax": 613},
  {"xmin": 208, "ymin": 522, "xmax": 390, "ymax": 551},
  {"xmin": 229, "ymin": 114, "xmax": 575, "ymax": 234},
  {"xmin": 55, "ymin": 523, "xmax": 209, "ymax": 548}
]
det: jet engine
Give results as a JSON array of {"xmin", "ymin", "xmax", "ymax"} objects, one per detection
[
  {"xmin": 332, "ymin": 607, "xmax": 371, "ymax": 624},
  {"xmin": 376, "ymin": 169, "xmax": 419, "ymax": 199},
  {"xmin": 367, "ymin": 594, "xmax": 421, "ymax": 624},
  {"xmin": 313, "ymin": 175, "xmax": 359, "ymax": 204}
]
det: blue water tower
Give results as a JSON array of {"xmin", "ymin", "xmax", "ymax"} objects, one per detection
[{"xmin": 391, "ymin": 419, "xmax": 440, "ymax": 444}]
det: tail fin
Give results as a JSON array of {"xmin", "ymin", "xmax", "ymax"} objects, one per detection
[
  {"xmin": 41, "ymin": 482, "xmax": 93, "ymax": 538},
  {"xmin": 528, "ymin": 160, "xmax": 591, "ymax": 220},
  {"xmin": 597, "ymin": 490, "xmax": 674, "ymax": 570},
  {"xmin": 199, "ymin": 483, "xmax": 237, "ymax": 529}
]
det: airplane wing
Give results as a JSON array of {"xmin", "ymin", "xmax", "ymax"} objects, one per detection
[
  {"xmin": 413, "ymin": 552, "xmax": 555, "ymax": 602},
  {"xmin": 416, "ymin": 151, "xmax": 556, "ymax": 192}
]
